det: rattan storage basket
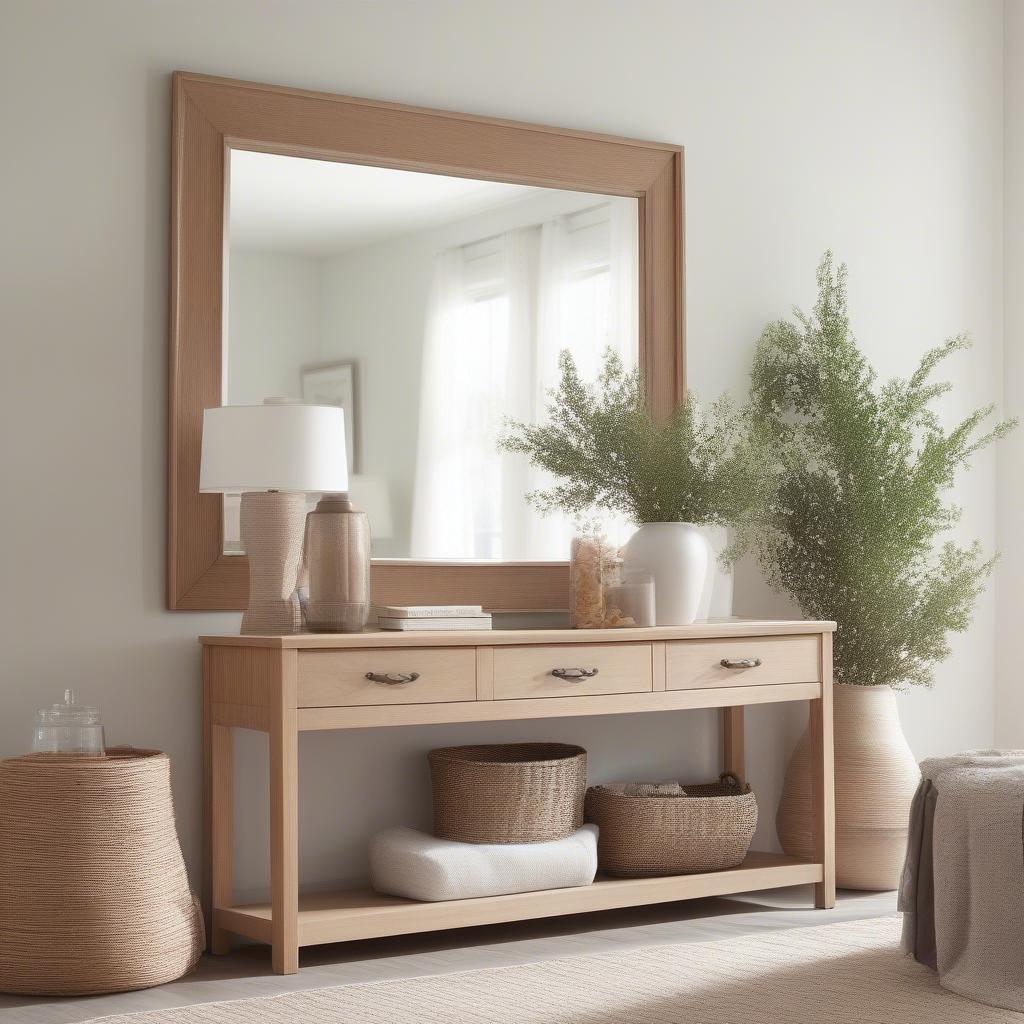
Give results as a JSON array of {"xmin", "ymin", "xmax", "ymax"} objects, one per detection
[
  {"xmin": 0, "ymin": 748, "xmax": 204, "ymax": 996},
  {"xmin": 429, "ymin": 742, "xmax": 587, "ymax": 843},
  {"xmin": 585, "ymin": 773, "xmax": 757, "ymax": 877}
]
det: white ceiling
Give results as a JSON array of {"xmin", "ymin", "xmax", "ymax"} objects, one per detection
[{"xmin": 228, "ymin": 150, "xmax": 546, "ymax": 256}]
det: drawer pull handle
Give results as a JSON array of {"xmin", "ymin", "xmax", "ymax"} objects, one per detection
[
  {"xmin": 366, "ymin": 672, "xmax": 421, "ymax": 685},
  {"xmin": 550, "ymin": 667, "xmax": 600, "ymax": 681},
  {"xmin": 720, "ymin": 657, "xmax": 762, "ymax": 669}
]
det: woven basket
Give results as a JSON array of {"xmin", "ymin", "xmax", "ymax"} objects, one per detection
[
  {"xmin": 585, "ymin": 773, "xmax": 758, "ymax": 878},
  {"xmin": 0, "ymin": 748, "xmax": 204, "ymax": 996},
  {"xmin": 429, "ymin": 743, "xmax": 587, "ymax": 844}
]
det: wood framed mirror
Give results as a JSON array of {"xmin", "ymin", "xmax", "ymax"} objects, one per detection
[{"xmin": 168, "ymin": 71, "xmax": 684, "ymax": 612}]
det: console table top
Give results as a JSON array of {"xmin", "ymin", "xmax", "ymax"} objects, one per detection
[{"xmin": 200, "ymin": 618, "xmax": 836, "ymax": 649}]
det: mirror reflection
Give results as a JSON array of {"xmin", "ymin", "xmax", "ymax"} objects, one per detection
[{"xmin": 224, "ymin": 150, "xmax": 639, "ymax": 560}]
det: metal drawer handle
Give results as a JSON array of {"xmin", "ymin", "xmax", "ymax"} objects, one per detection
[
  {"xmin": 366, "ymin": 672, "xmax": 420, "ymax": 685},
  {"xmin": 550, "ymin": 667, "xmax": 600, "ymax": 681},
  {"xmin": 720, "ymin": 657, "xmax": 762, "ymax": 670}
]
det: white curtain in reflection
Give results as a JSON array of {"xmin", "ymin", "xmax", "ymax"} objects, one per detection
[
  {"xmin": 411, "ymin": 203, "xmax": 638, "ymax": 560},
  {"xmin": 411, "ymin": 230, "xmax": 535, "ymax": 559}
]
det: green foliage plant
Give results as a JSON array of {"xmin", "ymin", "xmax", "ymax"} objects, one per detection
[
  {"xmin": 498, "ymin": 348, "xmax": 775, "ymax": 562},
  {"xmin": 750, "ymin": 252, "xmax": 1015, "ymax": 688}
]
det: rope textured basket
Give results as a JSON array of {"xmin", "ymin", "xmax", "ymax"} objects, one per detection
[
  {"xmin": 429, "ymin": 743, "xmax": 587, "ymax": 844},
  {"xmin": 585, "ymin": 773, "xmax": 758, "ymax": 878},
  {"xmin": 0, "ymin": 748, "xmax": 204, "ymax": 996}
]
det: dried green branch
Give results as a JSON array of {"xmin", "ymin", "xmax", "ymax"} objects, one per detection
[
  {"xmin": 750, "ymin": 252, "xmax": 1015, "ymax": 688},
  {"xmin": 498, "ymin": 349, "xmax": 776, "ymax": 562}
]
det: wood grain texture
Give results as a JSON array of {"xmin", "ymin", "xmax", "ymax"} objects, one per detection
[
  {"xmin": 812, "ymin": 632, "xmax": 836, "ymax": 908},
  {"xmin": 369, "ymin": 561, "xmax": 570, "ymax": 612},
  {"xmin": 666, "ymin": 635, "xmax": 821, "ymax": 690},
  {"xmin": 297, "ymin": 648, "xmax": 476, "ymax": 707},
  {"xmin": 652, "ymin": 641, "xmax": 667, "ymax": 692},
  {"xmin": 209, "ymin": 646, "xmax": 275, "ymax": 706},
  {"xmin": 475, "ymin": 646, "xmax": 495, "ymax": 700},
  {"xmin": 209, "ymin": 724, "xmax": 234, "ymax": 954},
  {"xmin": 201, "ymin": 648, "xmax": 214, "ymax": 947},
  {"xmin": 269, "ymin": 650, "xmax": 299, "ymax": 974},
  {"xmin": 211, "ymin": 702, "xmax": 269, "ymax": 731},
  {"xmin": 492, "ymin": 643, "xmax": 653, "ymax": 699},
  {"xmin": 722, "ymin": 706, "xmax": 745, "ymax": 786},
  {"xmin": 168, "ymin": 71, "xmax": 684, "ymax": 611},
  {"xmin": 296, "ymin": 681, "xmax": 822, "ymax": 731},
  {"xmin": 199, "ymin": 619, "xmax": 837, "ymax": 649},
  {"xmin": 224, "ymin": 852, "xmax": 821, "ymax": 947}
]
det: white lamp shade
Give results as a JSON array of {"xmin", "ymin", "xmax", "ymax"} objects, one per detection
[
  {"xmin": 349, "ymin": 474, "xmax": 394, "ymax": 540},
  {"xmin": 200, "ymin": 403, "xmax": 348, "ymax": 494}
]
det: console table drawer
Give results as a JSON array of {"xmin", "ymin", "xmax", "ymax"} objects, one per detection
[
  {"xmin": 667, "ymin": 636, "xmax": 820, "ymax": 690},
  {"xmin": 297, "ymin": 649, "xmax": 476, "ymax": 707},
  {"xmin": 493, "ymin": 643, "xmax": 653, "ymax": 699}
]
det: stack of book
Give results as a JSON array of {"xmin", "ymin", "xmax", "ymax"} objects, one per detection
[{"xmin": 374, "ymin": 604, "xmax": 493, "ymax": 631}]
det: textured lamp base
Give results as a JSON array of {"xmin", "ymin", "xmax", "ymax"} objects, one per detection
[{"xmin": 239, "ymin": 491, "xmax": 307, "ymax": 636}]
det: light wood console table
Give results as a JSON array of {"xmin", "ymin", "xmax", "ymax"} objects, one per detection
[{"xmin": 201, "ymin": 619, "xmax": 836, "ymax": 974}]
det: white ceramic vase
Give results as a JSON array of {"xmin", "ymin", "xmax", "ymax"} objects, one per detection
[
  {"xmin": 622, "ymin": 522, "xmax": 711, "ymax": 626},
  {"xmin": 697, "ymin": 524, "xmax": 733, "ymax": 620},
  {"xmin": 776, "ymin": 683, "xmax": 921, "ymax": 890}
]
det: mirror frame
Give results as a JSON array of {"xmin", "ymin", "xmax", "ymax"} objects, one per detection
[{"xmin": 168, "ymin": 71, "xmax": 684, "ymax": 611}]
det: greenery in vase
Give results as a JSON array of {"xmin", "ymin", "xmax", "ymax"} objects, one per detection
[
  {"xmin": 498, "ymin": 349, "xmax": 775, "ymax": 560},
  {"xmin": 750, "ymin": 252, "xmax": 1015, "ymax": 688}
]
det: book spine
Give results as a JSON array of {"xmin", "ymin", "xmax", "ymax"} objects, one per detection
[
  {"xmin": 375, "ymin": 605, "xmax": 484, "ymax": 618},
  {"xmin": 378, "ymin": 617, "xmax": 493, "ymax": 631}
]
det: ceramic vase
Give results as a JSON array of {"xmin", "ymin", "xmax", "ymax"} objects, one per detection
[
  {"xmin": 697, "ymin": 524, "xmax": 734, "ymax": 620},
  {"xmin": 621, "ymin": 522, "xmax": 710, "ymax": 626},
  {"xmin": 776, "ymin": 683, "xmax": 920, "ymax": 890}
]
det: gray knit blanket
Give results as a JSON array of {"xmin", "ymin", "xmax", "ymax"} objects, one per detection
[{"xmin": 899, "ymin": 750, "xmax": 1024, "ymax": 1012}]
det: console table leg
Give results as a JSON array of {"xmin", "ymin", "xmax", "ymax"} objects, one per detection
[
  {"xmin": 811, "ymin": 633, "xmax": 836, "ymax": 909},
  {"xmin": 209, "ymin": 723, "xmax": 235, "ymax": 953},
  {"xmin": 203, "ymin": 652, "xmax": 235, "ymax": 954},
  {"xmin": 722, "ymin": 706, "xmax": 745, "ymax": 785},
  {"xmin": 270, "ymin": 650, "xmax": 299, "ymax": 975}
]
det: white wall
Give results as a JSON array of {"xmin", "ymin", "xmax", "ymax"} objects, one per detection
[
  {"xmin": 1, "ymin": 0, "xmax": 1005, "ymax": 899},
  {"xmin": 997, "ymin": 1, "xmax": 1024, "ymax": 747},
  {"xmin": 227, "ymin": 251, "xmax": 324, "ymax": 405}
]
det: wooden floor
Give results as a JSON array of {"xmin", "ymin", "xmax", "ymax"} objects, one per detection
[{"xmin": 0, "ymin": 886, "xmax": 897, "ymax": 1024}]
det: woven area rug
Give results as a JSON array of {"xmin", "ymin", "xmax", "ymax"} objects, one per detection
[{"xmin": 87, "ymin": 916, "xmax": 1024, "ymax": 1023}]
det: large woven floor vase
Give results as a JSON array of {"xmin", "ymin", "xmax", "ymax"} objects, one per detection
[
  {"xmin": 776, "ymin": 683, "xmax": 920, "ymax": 890},
  {"xmin": 0, "ymin": 749, "xmax": 204, "ymax": 995}
]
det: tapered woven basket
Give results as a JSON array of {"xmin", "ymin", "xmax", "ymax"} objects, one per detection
[
  {"xmin": 585, "ymin": 773, "xmax": 758, "ymax": 877},
  {"xmin": 429, "ymin": 743, "xmax": 587, "ymax": 843},
  {"xmin": 0, "ymin": 748, "xmax": 204, "ymax": 996}
]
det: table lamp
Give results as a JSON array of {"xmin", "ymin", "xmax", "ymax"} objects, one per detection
[{"xmin": 200, "ymin": 399, "xmax": 347, "ymax": 635}]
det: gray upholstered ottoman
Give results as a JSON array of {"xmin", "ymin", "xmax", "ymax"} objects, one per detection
[{"xmin": 900, "ymin": 750, "xmax": 1024, "ymax": 1012}]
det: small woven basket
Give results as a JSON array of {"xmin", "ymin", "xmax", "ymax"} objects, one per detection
[
  {"xmin": 585, "ymin": 773, "xmax": 757, "ymax": 877},
  {"xmin": 0, "ymin": 748, "xmax": 204, "ymax": 996},
  {"xmin": 429, "ymin": 742, "xmax": 587, "ymax": 844}
]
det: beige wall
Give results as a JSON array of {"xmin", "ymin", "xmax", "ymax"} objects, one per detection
[{"xmin": 1, "ymin": 0, "xmax": 1005, "ymax": 898}]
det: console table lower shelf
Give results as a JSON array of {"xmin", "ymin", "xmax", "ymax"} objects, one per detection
[
  {"xmin": 216, "ymin": 851, "xmax": 821, "ymax": 948},
  {"xmin": 201, "ymin": 620, "xmax": 836, "ymax": 974}
]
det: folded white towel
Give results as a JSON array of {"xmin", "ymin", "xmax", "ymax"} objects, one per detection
[{"xmin": 370, "ymin": 825, "xmax": 599, "ymax": 902}]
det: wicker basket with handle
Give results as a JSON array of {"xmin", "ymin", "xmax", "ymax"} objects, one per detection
[
  {"xmin": 0, "ymin": 748, "xmax": 204, "ymax": 995},
  {"xmin": 429, "ymin": 742, "xmax": 587, "ymax": 844},
  {"xmin": 585, "ymin": 773, "xmax": 757, "ymax": 877}
]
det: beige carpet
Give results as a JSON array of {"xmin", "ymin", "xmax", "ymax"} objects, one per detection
[{"xmin": 86, "ymin": 916, "xmax": 1023, "ymax": 1023}]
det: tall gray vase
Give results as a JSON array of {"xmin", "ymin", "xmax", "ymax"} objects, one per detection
[{"xmin": 304, "ymin": 494, "xmax": 371, "ymax": 633}]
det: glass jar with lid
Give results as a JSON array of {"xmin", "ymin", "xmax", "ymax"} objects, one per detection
[{"xmin": 31, "ymin": 689, "xmax": 105, "ymax": 756}]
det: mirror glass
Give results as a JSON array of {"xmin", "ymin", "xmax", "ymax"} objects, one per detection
[{"xmin": 224, "ymin": 149, "xmax": 639, "ymax": 560}]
